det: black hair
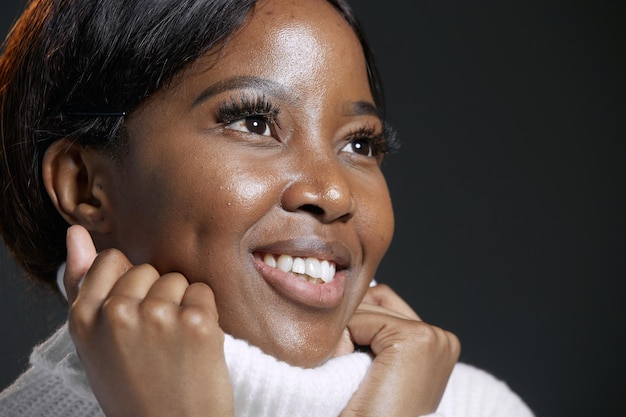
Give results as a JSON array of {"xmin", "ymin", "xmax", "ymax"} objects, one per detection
[{"xmin": 0, "ymin": 0, "xmax": 387, "ymax": 290}]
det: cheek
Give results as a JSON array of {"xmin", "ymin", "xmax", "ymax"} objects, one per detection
[
  {"xmin": 205, "ymin": 161, "xmax": 280, "ymax": 236},
  {"xmin": 357, "ymin": 177, "xmax": 395, "ymax": 263},
  {"xmin": 226, "ymin": 173, "xmax": 278, "ymax": 211}
]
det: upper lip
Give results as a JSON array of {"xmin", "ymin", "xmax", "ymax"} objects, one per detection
[{"xmin": 253, "ymin": 237, "xmax": 352, "ymax": 269}]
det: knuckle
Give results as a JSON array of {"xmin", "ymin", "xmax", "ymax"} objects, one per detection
[
  {"xmin": 164, "ymin": 271, "xmax": 188, "ymax": 283},
  {"xmin": 101, "ymin": 296, "xmax": 135, "ymax": 327},
  {"xmin": 179, "ymin": 307, "xmax": 217, "ymax": 338},
  {"xmin": 405, "ymin": 322, "xmax": 463, "ymax": 360},
  {"xmin": 398, "ymin": 321, "xmax": 442, "ymax": 353},
  {"xmin": 411, "ymin": 321, "xmax": 438, "ymax": 343},
  {"xmin": 97, "ymin": 248, "xmax": 130, "ymax": 266},
  {"xmin": 95, "ymin": 247, "xmax": 119, "ymax": 258},
  {"xmin": 380, "ymin": 321, "xmax": 437, "ymax": 354},
  {"xmin": 140, "ymin": 298, "xmax": 174, "ymax": 327},
  {"xmin": 128, "ymin": 262, "xmax": 159, "ymax": 277}
]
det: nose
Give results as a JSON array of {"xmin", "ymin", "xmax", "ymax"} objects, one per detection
[{"xmin": 280, "ymin": 160, "xmax": 355, "ymax": 224}]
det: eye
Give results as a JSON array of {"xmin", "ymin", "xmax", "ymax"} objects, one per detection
[
  {"xmin": 341, "ymin": 138, "xmax": 374, "ymax": 157},
  {"xmin": 218, "ymin": 95, "xmax": 280, "ymax": 138},
  {"xmin": 341, "ymin": 125, "xmax": 388, "ymax": 158},
  {"xmin": 226, "ymin": 116, "xmax": 272, "ymax": 136}
]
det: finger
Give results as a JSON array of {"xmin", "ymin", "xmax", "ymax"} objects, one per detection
[
  {"xmin": 74, "ymin": 248, "xmax": 133, "ymax": 308},
  {"xmin": 361, "ymin": 284, "xmax": 420, "ymax": 320},
  {"xmin": 68, "ymin": 247, "xmax": 135, "ymax": 334},
  {"xmin": 332, "ymin": 328, "xmax": 356, "ymax": 357},
  {"xmin": 343, "ymin": 312, "xmax": 460, "ymax": 417},
  {"xmin": 107, "ymin": 263, "xmax": 162, "ymax": 300},
  {"xmin": 348, "ymin": 309, "xmax": 460, "ymax": 361},
  {"xmin": 143, "ymin": 272, "xmax": 190, "ymax": 305},
  {"xmin": 178, "ymin": 283, "xmax": 221, "ymax": 333},
  {"xmin": 180, "ymin": 282, "xmax": 218, "ymax": 313},
  {"xmin": 346, "ymin": 310, "xmax": 423, "ymax": 355},
  {"xmin": 356, "ymin": 299, "xmax": 416, "ymax": 321},
  {"xmin": 64, "ymin": 225, "xmax": 97, "ymax": 304}
]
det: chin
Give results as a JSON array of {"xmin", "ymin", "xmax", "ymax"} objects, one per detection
[
  {"xmin": 229, "ymin": 323, "xmax": 344, "ymax": 368},
  {"xmin": 266, "ymin": 338, "xmax": 339, "ymax": 368}
]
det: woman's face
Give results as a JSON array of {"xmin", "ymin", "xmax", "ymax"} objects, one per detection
[{"xmin": 103, "ymin": 0, "xmax": 394, "ymax": 367}]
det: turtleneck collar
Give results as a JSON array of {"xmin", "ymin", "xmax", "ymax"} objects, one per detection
[{"xmin": 50, "ymin": 263, "xmax": 373, "ymax": 417}]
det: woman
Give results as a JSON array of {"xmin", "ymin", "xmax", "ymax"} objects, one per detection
[{"xmin": 0, "ymin": 0, "xmax": 534, "ymax": 415}]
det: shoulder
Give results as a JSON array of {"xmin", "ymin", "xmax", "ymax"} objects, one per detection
[{"xmin": 435, "ymin": 362, "xmax": 535, "ymax": 417}]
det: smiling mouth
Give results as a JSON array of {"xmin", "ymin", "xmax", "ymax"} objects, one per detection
[{"xmin": 253, "ymin": 252, "xmax": 337, "ymax": 284}]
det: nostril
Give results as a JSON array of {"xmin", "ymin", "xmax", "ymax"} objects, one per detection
[{"xmin": 299, "ymin": 204, "xmax": 324, "ymax": 216}]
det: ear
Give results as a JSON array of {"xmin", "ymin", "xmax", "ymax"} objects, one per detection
[{"xmin": 42, "ymin": 138, "xmax": 115, "ymax": 234}]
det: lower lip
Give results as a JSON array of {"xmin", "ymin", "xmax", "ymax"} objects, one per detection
[{"xmin": 253, "ymin": 258, "xmax": 346, "ymax": 309}]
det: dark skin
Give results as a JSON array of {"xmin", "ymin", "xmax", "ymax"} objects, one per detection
[{"xmin": 42, "ymin": 0, "xmax": 461, "ymax": 415}]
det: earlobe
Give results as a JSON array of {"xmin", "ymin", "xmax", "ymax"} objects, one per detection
[{"xmin": 42, "ymin": 138, "xmax": 114, "ymax": 234}]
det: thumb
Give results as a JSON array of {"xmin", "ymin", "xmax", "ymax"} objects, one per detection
[{"xmin": 64, "ymin": 224, "xmax": 97, "ymax": 304}]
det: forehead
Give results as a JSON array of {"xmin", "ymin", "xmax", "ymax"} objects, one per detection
[
  {"xmin": 172, "ymin": 0, "xmax": 369, "ymax": 98},
  {"xmin": 126, "ymin": 0, "xmax": 375, "ymax": 129},
  {"xmin": 248, "ymin": 0, "xmax": 354, "ymax": 38}
]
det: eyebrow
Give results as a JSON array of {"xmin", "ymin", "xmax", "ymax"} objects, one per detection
[
  {"xmin": 192, "ymin": 75, "xmax": 290, "ymax": 108},
  {"xmin": 348, "ymin": 101, "xmax": 381, "ymax": 118},
  {"xmin": 192, "ymin": 74, "xmax": 381, "ymax": 119}
]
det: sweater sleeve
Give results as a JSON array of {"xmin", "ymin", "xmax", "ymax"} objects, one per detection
[{"xmin": 433, "ymin": 362, "xmax": 535, "ymax": 417}]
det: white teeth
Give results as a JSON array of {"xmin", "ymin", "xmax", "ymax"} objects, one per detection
[
  {"xmin": 305, "ymin": 257, "xmax": 321, "ymax": 279},
  {"xmin": 263, "ymin": 253, "xmax": 276, "ymax": 268},
  {"xmin": 320, "ymin": 260, "xmax": 333, "ymax": 283},
  {"xmin": 276, "ymin": 254, "xmax": 293, "ymax": 272},
  {"xmin": 292, "ymin": 257, "xmax": 305, "ymax": 274},
  {"xmin": 258, "ymin": 253, "xmax": 336, "ymax": 283}
]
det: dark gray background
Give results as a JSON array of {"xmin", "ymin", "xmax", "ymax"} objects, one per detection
[{"xmin": 1, "ymin": 1, "xmax": 624, "ymax": 415}]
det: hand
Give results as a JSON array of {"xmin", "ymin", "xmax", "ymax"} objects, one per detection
[
  {"xmin": 64, "ymin": 225, "xmax": 234, "ymax": 417},
  {"xmin": 340, "ymin": 284, "xmax": 461, "ymax": 417}
]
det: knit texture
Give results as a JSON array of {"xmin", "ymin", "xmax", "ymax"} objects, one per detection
[
  {"xmin": 0, "ymin": 322, "xmax": 535, "ymax": 417},
  {"xmin": 224, "ymin": 332, "xmax": 372, "ymax": 416},
  {"xmin": 0, "ymin": 324, "xmax": 533, "ymax": 417},
  {"xmin": 0, "ymin": 323, "xmax": 372, "ymax": 417}
]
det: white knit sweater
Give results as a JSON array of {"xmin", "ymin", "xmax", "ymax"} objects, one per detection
[{"xmin": 0, "ymin": 322, "xmax": 534, "ymax": 417}]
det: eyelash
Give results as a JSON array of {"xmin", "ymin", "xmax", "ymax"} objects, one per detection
[
  {"xmin": 217, "ymin": 95, "xmax": 280, "ymax": 132},
  {"xmin": 346, "ymin": 124, "xmax": 400, "ymax": 158},
  {"xmin": 216, "ymin": 94, "xmax": 400, "ymax": 157}
]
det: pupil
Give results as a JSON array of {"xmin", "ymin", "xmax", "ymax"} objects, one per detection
[
  {"xmin": 353, "ymin": 140, "xmax": 370, "ymax": 156},
  {"xmin": 246, "ymin": 117, "xmax": 267, "ymax": 135}
]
